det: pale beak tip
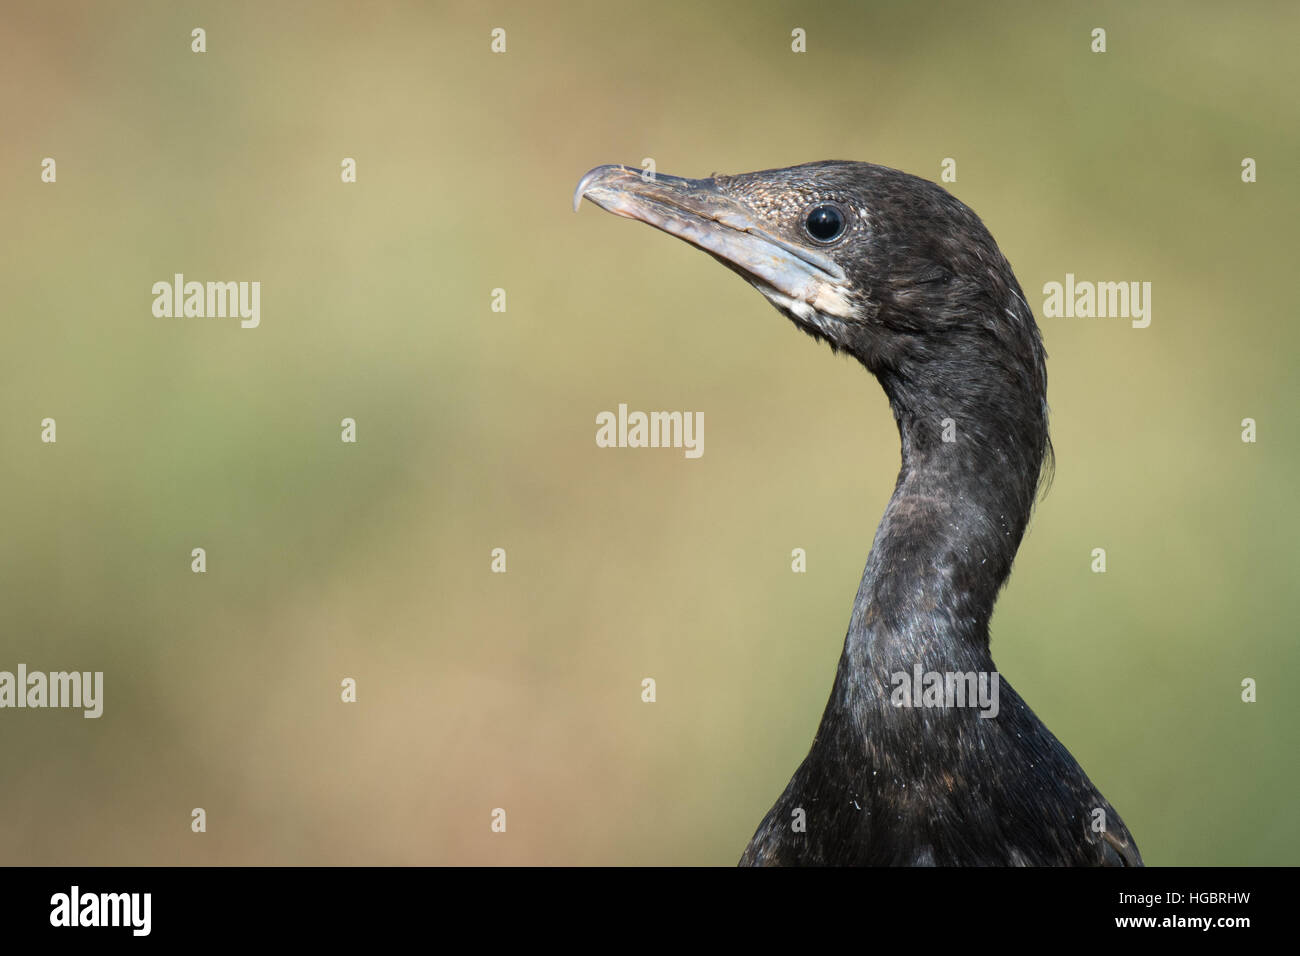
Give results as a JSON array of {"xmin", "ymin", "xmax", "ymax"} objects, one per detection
[
  {"xmin": 572, "ymin": 167, "xmax": 599, "ymax": 212},
  {"xmin": 573, "ymin": 164, "xmax": 631, "ymax": 213}
]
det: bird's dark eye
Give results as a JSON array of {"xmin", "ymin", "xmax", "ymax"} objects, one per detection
[{"xmin": 804, "ymin": 204, "xmax": 846, "ymax": 243}]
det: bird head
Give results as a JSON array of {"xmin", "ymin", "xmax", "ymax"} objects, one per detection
[{"xmin": 574, "ymin": 160, "xmax": 1050, "ymax": 488}]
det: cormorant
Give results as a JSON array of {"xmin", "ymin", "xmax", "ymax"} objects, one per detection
[{"xmin": 574, "ymin": 161, "xmax": 1142, "ymax": 866}]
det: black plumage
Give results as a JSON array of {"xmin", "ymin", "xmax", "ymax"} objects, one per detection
[{"xmin": 575, "ymin": 161, "xmax": 1141, "ymax": 866}]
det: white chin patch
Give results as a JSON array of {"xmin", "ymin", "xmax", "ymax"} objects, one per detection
[{"xmin": 750, "ymin": 282, "xmax": 849, "ymax": 339}]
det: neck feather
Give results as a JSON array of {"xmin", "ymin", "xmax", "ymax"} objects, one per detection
[{"xmin": 839, "ymin": 345, "xmax": 1049, "ymax": 697}]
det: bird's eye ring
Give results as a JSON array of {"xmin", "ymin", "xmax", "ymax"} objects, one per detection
[{"xmin": 804, "ymin": 203, "xmax": 847, "ymax": 243}]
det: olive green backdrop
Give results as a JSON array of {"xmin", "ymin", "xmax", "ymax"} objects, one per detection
[{"xmin": 1, "ymin": 0, "xmax": 1295, "ymax": 865}]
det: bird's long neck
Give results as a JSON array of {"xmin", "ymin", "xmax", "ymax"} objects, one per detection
[{"xmin": 832, "ymin": 352, "xmax": 1049, "ymax": 718}]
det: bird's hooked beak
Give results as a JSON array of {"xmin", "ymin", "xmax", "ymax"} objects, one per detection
[{"xmin": 573, "ymin": 164, "xmax": 854, "ymax": 322}]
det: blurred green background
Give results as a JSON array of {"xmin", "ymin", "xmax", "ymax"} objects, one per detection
[{"xmin": 0, "ymin": 0, "xmax": 1295, "ymax": 865}]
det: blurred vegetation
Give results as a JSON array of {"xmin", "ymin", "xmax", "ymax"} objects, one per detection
[{"xmin": 0, "ymin": 0, "xmax": 1295, "ymax": 865}]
